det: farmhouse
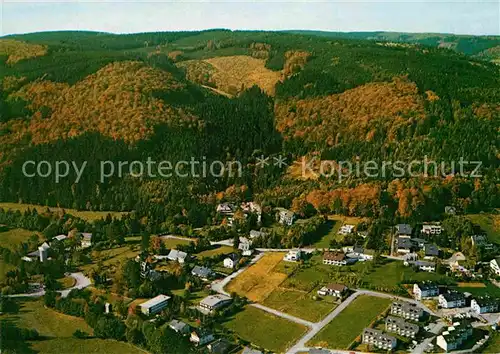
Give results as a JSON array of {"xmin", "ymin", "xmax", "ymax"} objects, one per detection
[
  {"xmin": 362, "ymin": 328, "xmax": 397, "ymax": 350},
  {"xmin": 395, "ymin": 224, "xmax": 412, "ymax": 237},
  {"xmin": 223, "ymin": 253, "xmax": 240, "ymax": 269},
  {"xmin": 438, "ymin": 291, "xmax": 466, "ymax": 309},
  {"xmin": 167, "ymin": 249, "xmax": 188, "ymax": 263},
  {"xmin": 317, "ymin": 283, "xmax": 348, "ymax": 298},
  {"xmin": 471, "ymin": 297, "xmax": 499, "ymax": 314},
  {"xmin": 276, "ymin": 207, "xmax": 295, "ymax": 226},
  {"xmin": 421, "ymin": 223, "xmax": 442, "ymax": 235},
  {"xmin": 80, "ymin": 232, "xmax": 93, "ymax": 248},
  {"xmin": 391, "ymin": 301, "xmax": 423, "ymax": 321},
  {"xmin": 413, "ymin": 282, "xmax": 439, "ymax": 300},
  {"xmin": 385, "ymin": 316, "xmax": 419, "ymax": 338},
  {"xmin": 190, "ymin": 328, "xmax": 215, "ymax": 346},
  {"xmin": 140, "ymin": 294, "xmax": 171, "ymax": 316},
  {"xmin": 191, "ymin": 265, "xmax": 213, "ymax": 280},
  {"xmin": 323, "ymin": 251, "xmax": 348, "ymax": 266},
  {"xmin": 284, "ymin": 249, "xmax": 302, "ymax": 262},
  {"xmin": 436, "ymin": 322, "xmax": 473, "ymax": 352},
  {"xmin": 169, "ymin": 319, "xmax": 190, "ymax": 335},
  {"xmin": 198, "ymin": 294, "xmax": 232, "ymax": 314},
  {"xmin": 489, "ymin": 257, "xmax": 500, "ymax": 276}
]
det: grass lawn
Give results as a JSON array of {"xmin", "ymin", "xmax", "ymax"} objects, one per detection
[
  {"xmin": 57, "ymin": 276, "xmax": 76, "ymax": 289},
  {"xmin": 30, "ymin": 338, "xmax": 147, "ymax": 354},
  {"xmin": 466, "ymin": 212, "xmax": 500, "ymax": 244},
  {"xmin": 262, "ymin": 287, "xmax": 337, "ymax": 322},
  {"xmin": 0, "ymin": 202, "xmax": 127, "ymax": 222},
  {"xmin": 0, "ymin": 227, "xmax": 39, "ymax": 250},
  {"xmin": 454, "ymin": 282, "xmax": 500, "ymax": 297},
  {"xmin": 307, "ymin": 295, "xmax": 391, "ymax": 349},
  {"xmin": 0, "ymin": 259, "xmax": 16, "ymax": 282},
  {"xmin": 81, "ymin": 244, "xmax": 141, "ymax": 273},
  {"xmin": 224, "ymin": 306, "xmax": 307, "ymax": 353},
  {"xmin": 195, "ymin": 245, "xmax": 234, "ymax": 258},
  {"xmin": 226, "ymin": 253, "xmax": 287, "ymax": 302},
  {"xmin": 162, "ymin": 237, "xmax": 194, "ymax": 249}
]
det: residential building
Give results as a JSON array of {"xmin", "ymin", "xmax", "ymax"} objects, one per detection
[
  {"xmin": 276, "ymin": 207, "xmax": 295, "ymax": 226},
  {"xmin": 439, "ymin": 291, "xmax": 466, "ymax": 309},
  {"xmin": 198, "ymin": 294, "xmax": 232, "ymax": 314},
  {"xmin": 317, "ymin": 283, "xmax": 348, "ymax": 298},
  {"xmin": 216, "ymin": 202, "xmax": 236, "ymax": 214},
  {"xmin": 490, "ymin": 257, "xmax": 500, "ymax": 276},
  {"xmin": 471, "ymin": 235, "xmax": 494, "ymax": 250},
  {"xmin": 249, "ymin": 230, "xmax": 268, "ymax": 239},
  {"xmin": 343, "ymin": 246, "xmax": 373, "ymax": 261},
  {"xmin": 323, "ymin": 251, "xmax": 348, "ymax": 266},
  {"xmin": 339, "ymin": 224, "xmax": 355, "ymax": 235},
  {"xmin": 385, "ymin": 316, "xmax": 419, "ymax": 338},
  {"xmin": 436, "ymin": 322, "xmax": 473, "ymax": 352},
  {"xmin": 395, "ymin": 224, "xmax": 412, "ymax": 237},
  {"xmin": 424, "ymin": 244, "xmax": 439, "ymax": 258},
  {"xmin": 190, "ymin": 328, "xmax": 214, "ymax": 346},
  {"xmin": 413, "ymin": 282, "xmax": 439, "ymax": 300},
  {"xmin": 412, "ymin": 260, "xmax": 436, "ymax": 272},
  {"xmin": 284, "ymin": 249, "xmax": 302, "ymax": 262},
  {"xmin": 223, "ymin": 254, "xmax": 240, "ymax": 269},
  {"xmin": 391, "ymin": 301, "xmax": 424, "ymax": 321},
  {"xmin": 412, "ymin": 238, "xmax": 427, "ymax": 249},
  {"xmin": 80, "ymin": 233, "xmax": 93, "ymax": 248},
  {"xmin": 208, "ymin": 338, "xmax": 231, "ymax": 354},
  {"xmin": 471, "ymin": 297, "xmax": 499, "ymax": 314},
  {"xmin": 167, "ymin": 249, "xmax": 187, "ymax": 263},
  {"xmin": 140, "ymin": 294, "xmax": 171, "ymax": 316},
  {"xmin": 421, "ymin": 224, "xmax": 442, "ymax": 235},
  {"xmin": 53, "ymin": 234, "xmax": 67, "ymax": 242},
  {"xmin": 397, "ymin": 237, "xmax": 414, "ymax": 254},
  {"xmin": 169, "ymin": 319, "xmax": 190, "ymax": 335},
  {"xmin": 362, "ymin": 328, "xmax": 397, "ymax": 350},
  {"xmin": 445, "ymin": 206, "xmax": 456, "ymax": 215},
  {"xmin": 238, "ymin": 237, "xmax": 253, "ymax": 256},
  {"xmin": 191, "ymin": 266, "xmax": 213, "ymax": 280},
  {"xmin": 240, "ymin": 202, "xmax": 262, "ymax": 224},
  {"xmin": 38, "ymin": 242, "xmax": 50, "ymax": 262}
]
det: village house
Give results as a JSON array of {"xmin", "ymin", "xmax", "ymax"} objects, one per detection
[
  {"xmin": 169, "ymin": 319, "xmax": 190, "ymax": 335},
  {"xmin": 323, "ymin": 251, "xmax": 349, "ymax": 266},
  {"xmin": 362, "ymin": 328, "xmax": 397, "ymax": 350},
  {"xmin": 276, "ymin": 207, "xmax": 295, "ymax": 226},
  {"xmin": 339, "ymin": 224, "xmax": 355, "ymax": 235},
  {"xmin": 395, "ymin": 224, "xmax": 412, "ymax": 237},
  {"xmin": 80, "ymin": 232, "xmax": 93, "ymax": 248},
  {"xmin": 436, "ymin": 322, "xmax": 473, "ymax": 352},
  {"xmin": 445, "ymin": 206, "xmax": 457, "ymax": 215},
  {"xmin": 38, "ymin": 242, "xmax": 50, "ymax": 262},
  {"xmin": 198, "ymin": 294, "xmax": 232, "ymax": 314},
  {"xmin": 249, "ymin": 230, "xmax": 268, "ymax": 239},
  {"xmin": 53, "ymin": 234, "xmax": 67, "ymax": 242},
  {"xmin": 490, "ymin": 257, "xmax": 500, "ymax": 276},
  {"xmin": 421, "ymin": 223, "xmax": 442, "ymax": 235},
  {"xmin": 190, "ymin": 328, "xmax": 215, "ymax": 346},
  {"xmin": 405, "ymin": 260, "xmax": 436, "ymax": 272},
  {"xmin": 397, "ymin": 237, "xmax": 414, "ymax": 254},
  {"xmin": 223, "ymin": 253, "xmax": 240, "ymax": 269},
  {"xmin": 140, "ymin": 294, "xmax": 171, "ymax": 316},
  {"xmin": 390, "ymin": 301, "xmax": 424, "ymax": 321},
  {"xmin": 413, "ymin": 282, "xmax": 439, "ymax": 300},
  {"xmin": 438, "ymin": 291, "xmax": 466, "ymax": 309},
  {"xmin": 167, "ymin": 249, "xmax": 188, "ymax": 264},
  {"xmin": 283, "ymin": 249, "xmax": 302, "ymax": 262},
  {"xmin": 343, "ymin": 246, "xmax": 373, "ymax": 261},
  {"xmin": 471, "ymin": 297, "xmax": 499, "ymax": 314},
  {"xmin": 191, "ymin": 265, "xmax": 214, "ymax": 281},
  {"xmin": 216, "ymin": 202, "xmax": 236, "ymax": 215},
  {"xmin": 471, "ymin": 235, "xmax": 493, "ymax": 250},
  {"xmin": 317, "ymin": 283, "xmax": 348, "ymax": 298},
  {"xmin": 240, "ymin": 202, "xmax": 262, "ymax": 224},
  {"xmin": 424, "ymin": 244, "xmax": 439, "ymax": 258},
  {"xmin": 385, "ymin": 316, "xmax": 419, "ymax": 338},
  {"xmin": 238, "ymin": 237, "xmax": 253, "ymax": 256},
  {"xmin": 207, "ymin": 338, "xmax": 231, "ymax": 354}
]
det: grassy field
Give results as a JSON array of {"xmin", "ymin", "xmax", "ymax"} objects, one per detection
[
  {"xmin": 0, "ymin": 227, "xmax": 39, "ymax": 250},
  {"xmin": 262, "ymin": 287, "xmax": 337, "ymax": 322},
  {"xmin": 195, "ymin": 245, "xmax": 234, "ymax": 258},
  {"xmin": 224, "ymin": 306, "xmax": 307, "ymax": 353},
  {"xmin": 466, "ymin": 212, "xmax": 500, "ymax": 244},
  {"xmin": 312, "ymin": 215, "xmax": 368, "ymax": 248},
  {"xmin": 226, "ymin": 253, "xmax": 287, "ymax": 302},
  {"xmin": 81, "ymin": 244, "xmax": 141, "ymax": 273},
  {"xmin": 161, "ymin": 237, "xmax": 194, "ymax": 249},
  {"xmin": 307, "ymin": 295, "xmax": 391, "ymax": 349},
  {"xmin": 30, "ymin": 338, "xmax": 146, "ymax": 354},
  {"xmin": 455, "ymin": 282, "xmax": 500, "ymax": 297},
  {"xmin": 0, "ymin": 202, "xmax": 127, "ymax": 222}
]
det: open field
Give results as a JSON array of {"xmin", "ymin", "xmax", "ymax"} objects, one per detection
[
  {"xmin": 81, "ymin": 244, "xmax": 141, "ymax": 273},
  {"xmin": 224, "ymin": 306, "xmax": 307, "ymax": 353},
  {"xmin": 466, "ymin": 212, "xmax": 500, "ymax": 244},
  {"xmin": 195, "ymin": 245, "xmax": 234, "ymax": 258},
  {"xmin": 226, "ymin": 253, "xmax": 287, "ymax": 302},
  {"xmin": 162, "ymin": 237, "xmax": 194, "ymax": 249},
  {"xmin": 307, "ymin": 295, "xmax": 391, "ymax": 349},
  {"xmin": 262, "ymin": 287, "xmax": 337, "ymax": 322},
  {"xmin": 0, "ymin": 202, "xmax": 127, "ymax": 222},
  {"xmin": 312, "ymin": 215, "xmax": 369, "ymax": 248},
  {"xmin": 30, "ymin": 338, "xmax": 147, "ymax": 354},
  {"xmin": 0, "ymin": 227, "xmax": 39, "ymax": 250},
  {"xmin": 455, "ymin": 282, "xmax": 500, "ymax": 297}
]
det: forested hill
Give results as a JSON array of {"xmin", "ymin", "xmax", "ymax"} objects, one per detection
[
  {"xmin": 0, "ymin": 29, "xmax": 498, "ymax": 223},
  {"xmin": 286, "ymin": 30, "xmax": 500, "ymax": 63}
]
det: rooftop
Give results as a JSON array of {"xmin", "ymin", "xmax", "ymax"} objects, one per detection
[
  {"xmin": 385, "ymin": 316, "xmax": 419, "ymax": 333},
  {"xmin": 325, "ymin": 283, "xmax": 347, "ymax": 292},
  {"xmin": 442, "ymin": 291, "xmax": 465, "ymax": 302},
  {"xmin": 140, "ymin": 294, "xmax": 171, "ymax": 309},
  {"xmin": 200, "ymin": 294, "xmax": 231, "ymax": 308},
  {"xmin": 323, "ymin": 251, "xmax": 346, "ymax": 262},
  {"xmin": 396, "ymin": 224, "xmax": 412, "ymax": 235},
  {"xmin": 424, "ymin": 243, "xmax": 439, "ymax": 256}
]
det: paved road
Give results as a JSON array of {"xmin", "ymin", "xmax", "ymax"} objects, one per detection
[{"xmin": 7, "ymin": 272, "xmax": 91, "ymax": 298}]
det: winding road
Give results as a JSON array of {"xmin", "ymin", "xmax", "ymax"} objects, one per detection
[{"xmin": 7, "ymin": 272, "xmax": 91, "ymax": 298}]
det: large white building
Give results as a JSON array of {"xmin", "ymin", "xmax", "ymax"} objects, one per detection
[
  {"xmin": 436, "ymin": 322, "xmax": 473, "ymax": 352},
  {"xmin": 283, "ymin": 249, "xmax": 302, "ymax": 262},
  {"xmin": 413, "ymin": 282, "xmax": 439, "ymax": 300},
  {"xmin": 140, "ymin": 294, "xmax": 171, "ymax": 316},
  {"xmin": 471, "ymin": 297, "xmax": 499, "ymax": 314},
  {"xmin": 490, "ymin": 257, "xmax": 500, "ymax": 276},
  {"xmin": 438, "ymin": 291, "xmax": 466, "ymax": 309}
]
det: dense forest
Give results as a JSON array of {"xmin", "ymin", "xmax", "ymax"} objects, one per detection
[{"xmin": 0, "ymin": 29, "xmax": 498, "ymax": 225}]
